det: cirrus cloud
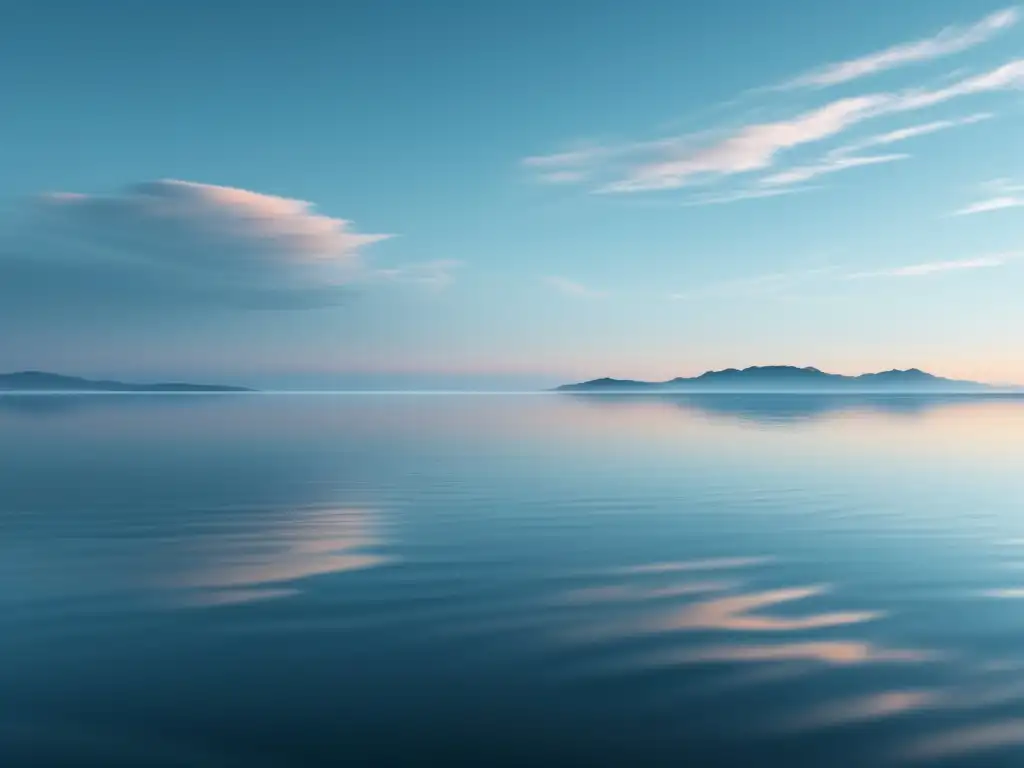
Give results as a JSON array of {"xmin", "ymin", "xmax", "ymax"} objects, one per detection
[
  {"xmin": 601, "ymin": 62, "xmax": 1024, "ymax": 193},
  {"xmin": 953, "ymin": 178, "xmax": 1024, "ymax": 215},
  {"xmin": 779, "ymin": 7, "xmax": 1019, "ymax": 90}
]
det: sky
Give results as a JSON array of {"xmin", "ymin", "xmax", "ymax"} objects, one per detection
[{"xmin": 1, "ymin": 0, "xmax": 1023, "ymax": 389}]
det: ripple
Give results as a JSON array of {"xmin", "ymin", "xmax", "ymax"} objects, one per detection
[
  {"xmin": 614, "ymin": 557, "xmax": 773, "ymax": 575},
  {"xmin": 774, "ymin": 690, "xmax": 940, "ymax": 732},
  {"xmin": 647, "ymin": 585, "xmax": 882, "ymax": 633},
  {"xmin": 663, "ymin": 641, "xmax": 937, "ymax": 666},
  {"xmin": 900, "ymin": 719, "xmax": 1024, "ymax": 763},
  {"xmin": 556, "ymin": 581, "xmax": 737, "ymax": 605},
  {"xmin": 981, "ymin": 588, "xmax": 1024, "ymax": 598},
  {"xmin": 566, "ymin": 583, "xmax": 883, "ymax": 642},
  {"xmin": 170, "ymin": 505, "xmax": 393, "ymax": 601}
]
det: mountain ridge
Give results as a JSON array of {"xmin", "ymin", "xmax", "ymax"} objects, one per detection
[
  {"xmin": 0, "ymin": 371, "xmax": 253, "ymax": 393},
  {"xmin": 555, "ymin": 366, "xmax": 1001, "ymax": 393}
]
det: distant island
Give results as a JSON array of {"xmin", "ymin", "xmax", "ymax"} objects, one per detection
[
  {"xmin": 555, "ymin": 366, "xmax": 1003, "ymax": 393},
  {"xmin": 0, "ymin": 371, "xmax": 253, "ymax": 393}
]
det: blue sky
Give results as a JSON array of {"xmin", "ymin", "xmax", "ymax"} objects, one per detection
[{"xmin": 1, "ymin": 0, "xmax": 1023, "ymax": 388}]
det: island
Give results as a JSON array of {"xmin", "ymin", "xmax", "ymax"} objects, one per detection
[
  {"xmin": 0, "ymin": 371, "xmax": 253, "ymax": 393},
  {"xmin": 555, "ymin": 366, "xmax": 998, "ymax": 393}
]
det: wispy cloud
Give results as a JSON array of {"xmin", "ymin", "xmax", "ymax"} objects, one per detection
[
  {"xmin": 521, "ymin": 139, "xmax": 678, "ymax": 186},
  {"xmin": 761, "ymin": 153, "xmax": 909, "ymax": 187},
  {"xmin": 521, "ymin": 148, "xmax": 604, "ymax": 169},
  {"xmin": 847, "ymin": 256, "xmax": 1008, "ymax": 279},
  {"xmin": 955, "ymin": 196, "xmax": 1024, "ymax": 215},
  {"xmin": 524, "ymin": 8, "xmax": 1021, "ymax": 200},
  {"xmin": 760, "ymin": 113, "xmax": 991, "ymax": 187},
  {"xmin": 673, "ymin": 256, "xmax": 1010, "ymax": 300},
  {"xmin": 779, "ymin": 7, "xmax": 1019, "ymax": 89},
  {"xmin": 676, "ymin": 113, "xmax": 988, "ymax": 197},
  {"xmin": 537, "ymin": 170, "xmax": 587, "ymax": 184},
  {"xmin": 544, "ymin": 276, "xmax": 607, "ymax": 298},
  {"xmin": 601, "ymin": 95, "xmax": 888, "ymax": 193},
  {"xmin": 670, "ymin": 267, "xmax": 838, "ymax": 300},
  {"xmin": 844, "ymin": 113, "xmax": 993, "ymax": 151},
  {"xmin": 953, "ymin": 178, "xmax": 1024, "ymax": 215},
  {"xmin": 372, "ymin": 259, "xmax": 461, "ymax": 289},
  {"xmin": 603, "ymin": 62, "xmax": 1023, "ymax": 193},
  {"xmin": 678, "ymin": 185, "xmax": 819, "ymax": 206}
]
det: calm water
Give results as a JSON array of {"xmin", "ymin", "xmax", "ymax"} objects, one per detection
[{"xmin": 6, "ymin": 393, "xmax": 1024, "ymax": 767}]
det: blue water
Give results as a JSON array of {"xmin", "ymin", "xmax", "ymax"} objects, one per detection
[{"xmin": 5, "ymin": 393, "xmax": 1024, "ymax": 766}]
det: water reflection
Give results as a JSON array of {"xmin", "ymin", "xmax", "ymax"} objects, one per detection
[
  {"xmin": 901, "ymin": 719, "xmax": 1024, "ymax": 763},
  {"xmin": 565, "ymin": 392, "xmax": 1024, "ymax": 425},
  {"xmin": 173, "ymin": 505, "xmax": 392, "ymax": 606},
  {"xmin": 666, "ymin": 641, "xmax": 937, "ymax": 666},
  {"xmin": 777, "ymin": 690, "xmax": 939, "ymax": 732},
  {"xmin": 0, "ymin": 393, "xmax": 246, "ymax": 418},
  {"xmin": 648, "ymin": 585, "xmax": 881, "ymax": 633},
  {"xmin": 8, "ymin": 394, "xmax": 1024, "ymax": 766}
]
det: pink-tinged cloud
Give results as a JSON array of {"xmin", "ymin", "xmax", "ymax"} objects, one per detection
[
  {"xmin": 2, "ymin": 180, "xmax": 423, "ymax": 311},
  {"xmin": 600, "ymin": 60, "xmax": 1024, "ymax": 193},
  {"xmin": 38, "ymin": 179, "xmax": 391, "ymax": 270},
  {"xmin": 602, "ymin": 96, "xmax": 888, "ymax": 192},
  {"xmin": 780, "ymin": 7, "xmax": 1019, "ymax": 89},
  {"xmin": 760, "ymin": 113, "xmax": 991, "ymax": 188}
]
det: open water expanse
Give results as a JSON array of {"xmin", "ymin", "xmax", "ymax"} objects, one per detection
[{"xmin": 5, "ymin": 392, "xmax": 1024, "ymax": 766}]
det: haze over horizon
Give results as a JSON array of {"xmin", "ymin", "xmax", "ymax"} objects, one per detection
[{"xmin": 2, "ymin": 1, "xmax": 1023, "ymax": 389}]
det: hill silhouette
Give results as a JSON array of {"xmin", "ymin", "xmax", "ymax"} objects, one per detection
[
  {"xmin": 0, "ymin": 371, "xmax": 252, "ymax": 393},
  {"xmin": 555, "ymin": 366, "xmax": 995, "ymax": 393}
]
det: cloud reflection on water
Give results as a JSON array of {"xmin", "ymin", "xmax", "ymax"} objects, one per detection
[
  {"xmin": 668, "ymin": 641, "xmax": 937, "ymax": 666},
  {"xmin": 650, "ymin": 585, "xmax": 882, "ymax": 632},
  {"xmin": 569, "ymin": 582, "xmax": 883, "ymax": 641},
  {"xmin": 901, "ymin": 718, "xmax": 1024, "ymax": 763},
  {"xmin": 173, "ymin": 505, "xmax": 391, "ymax": 606}
]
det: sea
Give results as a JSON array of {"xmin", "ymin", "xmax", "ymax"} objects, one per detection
[{"xmin": 5, "ymin": 391, "xmax": 1024, "ymax": 767}]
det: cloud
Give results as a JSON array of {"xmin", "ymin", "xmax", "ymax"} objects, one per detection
[
  {"xmin": 538, "ymin": 170, "xmax": 587, "ymax": 184},
  {"xmin": 0, "ymin": 179, "xmax": 411, "ymax": 313},
  {"xmin": 521, "ymin": 139, "xmax": 680, "ymax": 186},
  {"xmin": 954, "ymin": 178, "xmax": 1024, "ymax": 214},
  {"xmin": 521, "ymin": 148, "xmax": 605, "ymax": 169},
  {"xmin": 523, "ymin": 7, "xmax": 1021, "ymax": 198},
  {"xmin": 674, "ymin": 257, "xmax": 1008, "ymax": 299},
  {"xmin": 889, "ymin": 59, "xmax": 1024, "ymax": 112},
  {"xmin": 604, "ymin": 61, "xmax": 1024, "ymax": 193},
  {"xmin": 602, "ymin": 95, "xmax": 889, "ymax": 192},
  {"xmin": 372, "ymin": 259, "xmax": 460, "ymax": 288},
  {"xmin": 678, "ymin": 185, "xmax": 819, "ymax": 207},
  {"xmin": 525, "ymin": 44, "xmax": 1019, "ymax": 196},
  {"xmin": 544, "ymin": 276, "xmax": 606, "ymax": 298},
  {"xmin": 847, "ymin": 256, "xmax": 1008, "ymax": 278},
  {"xmin": 760, "ymin": 153, "xmax": 909, "ymax": 187},
  {"xmin": 761, "ymin": 113, "xmax": 991, "ymax": 187},
  {"xmin": 779, "ymin": 7, "xmax": 1019, "ymax": 89},
  {"xmin": 842, "ymin": 113, "xmax": 992, "ymax": 151},
  {"xmin": 955, "ymin": 196, "xmax": 1024, "ymax": 215}
]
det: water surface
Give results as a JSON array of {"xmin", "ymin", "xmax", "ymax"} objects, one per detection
[{"xmin": 5, "ymin": 393, "xmax": 1024, "ymax": 766}]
